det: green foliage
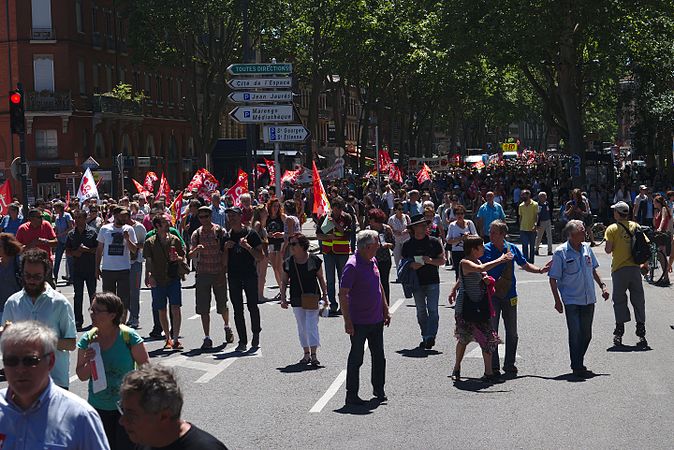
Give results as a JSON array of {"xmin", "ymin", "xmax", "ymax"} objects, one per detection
[{"xmin": 103, "ymin": 83, "xmax": 146, "ymax": 103}]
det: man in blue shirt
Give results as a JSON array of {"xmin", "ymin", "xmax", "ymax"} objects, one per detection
[
  {"xmin": 210, "ymin": 192, "xmax": 227, "ymax": 229},
  {"xmin": 480, "ymin": 220, "xmax": 549, "ymax": 376},
  {"xmin": 548, "ymin": 220, "xmax": 609, "ymax": 378},
  {"xmin": 476, "ymin": 192, "xmax": 506, "ymax": 243},
  {"xmin": 0, "ymin": 320, "xmax": 110, "ymax": 449}
]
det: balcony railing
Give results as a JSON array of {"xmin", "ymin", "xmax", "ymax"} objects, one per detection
[
  {"xmin": 106, "ymin": 35, "xmax": 115, "ymax": 50},
  {"xmin": 92, "ymin": 94, "xmax": 143, "ymax": 115},
  {"xmin": 36, "ymin": 146, "xmax": 59, "ymax": 159},
  {"xmin": 31, "ymin": 27, "xmax": 54, "ymax": 40},
  {"xmin": 25, "ymin": 91, "xmax": 72, "ymax": 112},
  {"xmin": 92, "ymin": 32, "xmax": 102, "ymax": 48}
]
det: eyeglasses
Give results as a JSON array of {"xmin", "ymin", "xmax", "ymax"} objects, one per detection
[
  {"xmin": 89, "ymin": 307, "xmax": 109, "ymax": 314},
  {"xmin": 3, "ymin": 352, "xmax": 52, "ymax": 367},
  {"xmin": 23, "ymin": 272, "xmax": 44, "ymax": 281}
]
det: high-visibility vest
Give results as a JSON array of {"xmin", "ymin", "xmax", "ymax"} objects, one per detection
[{"xmin": 320, "ymin": 215, "xmax": 351, "ymax": 255}]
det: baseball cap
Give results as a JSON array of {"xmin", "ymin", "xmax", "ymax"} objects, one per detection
[
  {"xmin": 639, "ymin": 185, "xmax": 647, "ymax": 191},
  {"xmin": 611, "ymin": 201, "xmax": 630, "ymax": 215}
]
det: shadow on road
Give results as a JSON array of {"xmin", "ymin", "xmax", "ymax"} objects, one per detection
[
  {"xmin": 606, "ymin": 344, "xmax": 652, "ymax": 352},
  {"xmin": 396, "ymin": 348, "xmax": 443, "ymax": 358},
  {"xmin": 276, "ymin": 362, "xmax": 323, "ymax": 373},
  {"xmin": 212, "ymin": 348, "xmax": 260, "ymax": 360},
  {"xmin": 333, "ymin": 398, "xmax": 387, "ymax": 415},
  {"xmin": 450, "ymin": 377, "xmax": 511, "ymax": 393},
  {"xmin": 513, "ymin": 372, "xmax": 610, "ymax": 383}
]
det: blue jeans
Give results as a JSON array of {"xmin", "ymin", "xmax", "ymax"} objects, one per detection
[
  {"xmin": 412, "ymin": 283, "xmax": 440, "ymax": 340},
  {"xmin": 520, "ymin": 230, "xmax": 536, "ymax": 263},
  {"xmin": 564, "ymin": 303, "xmax": 594, "ymax": 371},
  {"xmin": 323, "ymin": 253, "xmax": 349, "ymax": 309},
  {"xmin": 491, "ymin": 295, "xmax": 518, "ymax": 371}
]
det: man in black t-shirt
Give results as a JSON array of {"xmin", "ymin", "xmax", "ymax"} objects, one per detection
[
  {"xmin": 401, "ymin": 214, "xmax": 446, "ymax": 350},
  {"xmin": 223, "ymin": 206, "xmax": 263, "ymax": 352},
  {"xmin": 120, "ymin": 365, "xmax": 228, "ymax": 450}
]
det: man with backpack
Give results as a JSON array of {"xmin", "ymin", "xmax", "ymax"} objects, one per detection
[{"xmin": 604, "ymin": 201, "xmax": 648, "ymax": 348}]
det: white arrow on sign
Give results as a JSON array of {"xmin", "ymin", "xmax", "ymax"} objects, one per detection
[
  {"xmin": 263, "ymin": 125, "xmax": 310, "ymax": 143},
  {"xmin": 228, "ymin": 91, "xmax": 293, "ymax": 103},
  {"xmin": 230, "ymin": 105, "xmax": 294, "ymax": 124},
  {"xmin": 227, "ymin": 77, "xmax": 292, "ymax": 90}
]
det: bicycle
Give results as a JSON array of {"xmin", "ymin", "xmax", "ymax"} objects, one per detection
[
  {"xmin": 588, "ymin": 215, "xmax": 606, "ymax": 246},
  {"xmin": 644, "ymin": 241, "xmax": 667, "ymax": 285}
]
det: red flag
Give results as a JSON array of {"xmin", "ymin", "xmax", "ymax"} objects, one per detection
[
  {"xmin": 186, "ymin": 168, "xmax": 219, "ymax": 199},
  {"xmin": 379, "ymin": 150, "xmax": 392, "ymax": 172},
  {"xmin": 281, "ymin": 170, "xmax": 298, "ymax": 185},
  {"xmin": 264, "ymin": 159, "xmax": 276, "ymax": 184},
  {"xmin": 157, "ymin": 173, "xmax": 171, "ymax": 198},
  {"xmin": 389, "ymin": 164, "xmax": 403, "ymax": 183},
  {"xmin": 416, "ymin": 163, "xmax": 432, "ymax": 184},
  {"xmin": 237, "ymin": 169, "xmax": 248, "ymax": 184},
  {"xmin": 144, "ymin": 172, "xmax": 158, "ymax": 192},
  {"xmin": 168, "ymin": 191, "xmax": 183, "ymax": 226},
  {"xmin": 226, "ymin": 177, "xmax": 248, "ymax": 207},
  {"xmin": 131, "ymin": 178, "xmax": 147, "ymax": 195},
  {"xmin": 0, "ymin": 180, "xmax": 12, "ymax": 215},
  {"xmin": 312, "ymin": 161, "xmax": 331, "ymax": 216},
  {"xmin": 256, "ymin": 164, "xmax": 267, "ymax": 180}
]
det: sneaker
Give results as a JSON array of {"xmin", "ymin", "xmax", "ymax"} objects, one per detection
[
  {"xmin": 235, "ymin": 342, "xmax": 247, "ymax": 353},
  {"xmin": 636, "ymin": 336, "xmax": 649, "ymax": 348},
  {"xmin": 172, "ymin": 339, "xmax": 184, "ymax": 350},
  {"xmin": 201, "ymin": 337, "xmax": 213, "ymax": 350},
  {"xmin": 163, "ymin": 339, "xmax": 173, "ymax": 350},
  {"xmin": 425, "ymin": 337, "xmax": 435, "ymax": 349},
  {"xmin": 503, "ymin": 365, "xmax": 518, "ymax": 374},
  {"xmin": 149, "ymin": 330, "xmax": 164, "ymax": 339},
  {"xmin": 251, "ymin": 333, "xmax": 260, "ymax": 348},
  {"xmin": 613, "ymin": 335, "xmax": 623, "ymax": 347},
  {"xmin": 225, "ymin": 327, "xmax": 234, "ymax": 344},
  {"xmin": 373, "ymin": 391, "xmax": 387, "ymax": 401}
]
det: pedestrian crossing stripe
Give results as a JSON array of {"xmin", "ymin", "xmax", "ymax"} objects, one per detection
[{"xmin": 465, "ymin": 343, "xmax": 521, "ymax": 359}]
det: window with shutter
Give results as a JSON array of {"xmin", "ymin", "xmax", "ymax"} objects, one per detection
[
  {"xmin": 33, "ymin": 56, "xmax": 54, "ymax": 92},
  {"xmin": 35, "ymin": 129, "xmax": 58, "ymax": 159},
  {"xmin": 31, "ymin": 0, "xmax": 52, "ymax": 35},
  {"xmin": 78, "ymin": 60, "xmax": 86, "ymax": 95}
]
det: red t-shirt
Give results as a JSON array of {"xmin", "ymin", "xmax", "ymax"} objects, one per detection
[{"xmin": 15, "ymin": 221, "xmax": 57, "ymax": 260}]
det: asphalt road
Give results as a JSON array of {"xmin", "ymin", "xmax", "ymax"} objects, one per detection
[{"xmin": 3, "ymin": 238, "xmax": 674, "ymax": 449}]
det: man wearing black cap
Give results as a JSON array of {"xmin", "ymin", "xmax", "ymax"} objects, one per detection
[
  {"xmin": 95, "ymin": 206, "xmax": 137, "ymax": 323},
  {"xmin": 223, "ymin": 206, "xmax": 263, "ymax": 352},
  {"xmin": 401, "ymin": 214, "xmax": 445, "ymax": 349}
]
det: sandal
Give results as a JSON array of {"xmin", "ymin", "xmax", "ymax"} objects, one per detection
[
  {"xmin": 310, "ymin": 354, "xmax": 320, "ymax": 366},
  {"xmin": 299, "ymin": 353, "xmax": 311, "ymax": 364}
]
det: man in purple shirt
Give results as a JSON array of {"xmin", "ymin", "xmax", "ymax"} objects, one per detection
[{"xmin": 339, "ymin": 230, "xmax": 391, "ymax": 406}]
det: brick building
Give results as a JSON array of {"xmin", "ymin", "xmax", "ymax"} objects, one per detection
[{"xmin": 0, "ymin": 0, "xmax": 195, "ymax": 202}]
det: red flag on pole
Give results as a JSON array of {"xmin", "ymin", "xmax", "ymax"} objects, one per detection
[
  {"xmin": 131, "ymin": 178, "xmax": 147, "ymax": 195},
  {"xmin": 168, "ymin": 191, "xmax": 184, "ymax": 226},
  {"xmin": 237, "ymin": 168, "xmax": 248, "ymax": 184},
  {"xmin": 144, "ymin": 172, "xmax": 158, "ymax": 192},
  {"xmin": 157, "ymin": 173, "xmax": 170, "ymax": 199},
  {"xmin": 379, "ymin": 150, "xmax": 392, "ymax": 172},
  {"xmin": 0, "ymin": 180, "xmax": 12, "ymax": 215},
  {"xmin": 389, "ymin": 164, "xmax": 403, "ymax": 183},
  {"xmin": 312, "ymin": 161, "xmax": 331, "ymax": 216},
  {"xmin": 416, "ymin": 163, "xmax": 432, "ymax": 185},
  {"xmin": 264, "ymin": 159, "xmax": 275, "ymax": 184},
  {"xmin": 226, "ymin": 177, "xmax": 248, "ymax": 207}
]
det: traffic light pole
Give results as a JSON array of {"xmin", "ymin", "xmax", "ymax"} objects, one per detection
[{"xmin": 16, "ymin": 83, "xmax": 28, "ymax": 217}]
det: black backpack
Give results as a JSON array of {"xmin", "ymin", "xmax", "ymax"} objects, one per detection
[{"xmin": 617, "ymin": 221, "xmax": 650, "ymax": 264}]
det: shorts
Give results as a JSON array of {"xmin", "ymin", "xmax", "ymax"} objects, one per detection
[
  {"xmin": 195, "ymin": 272, "xmax": 229, "ymax": 315},
  {"xmin": 151, "ymin": 279, "xmax": 182, "ymax": 310}
]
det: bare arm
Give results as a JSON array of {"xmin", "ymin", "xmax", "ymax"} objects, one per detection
[
  {"xmin": 461, "ymin": 254, "xmax": 509, "ymax": 274},
  {"xmin": 131, "ymin": 343, "xmax": 150, "ymax": 366},
  {"xmin": 338, "ymin": 287, "xmax": 353, "ymax": 336}
]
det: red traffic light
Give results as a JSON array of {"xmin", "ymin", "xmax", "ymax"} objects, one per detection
[{"xmin": 9, "ymin": 92, "xmax": 21, "ymax": 104}]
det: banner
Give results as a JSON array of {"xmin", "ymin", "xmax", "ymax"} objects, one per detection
[
  {"xmin": 77, "ymin": 168, "xmax": 99, "ymax": 204},
  {"xmin": 312, "ymin": 161, "xmax": 331, "ymax": 217},
  {"xmin": 408, "ymin": 156, "xmax": 450, "ymax": 171},
  {"xmin": 144, "ymin": 172, "xmax": 158, "ymax": 192},
  {"xmin": 0, "ymin": 180, "xmax": 11, "ymax": 215},
  {"xmin": 319, "ymin": 158, "xmax": 345, "ymax": 181}
]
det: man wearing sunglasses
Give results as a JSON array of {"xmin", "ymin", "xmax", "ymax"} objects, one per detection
[
  {"xmin": 1, "ymin": 248, "xmax": 77, "ymax": 390},
  {"xmin": 0, "ymin": 320, "xmax": 110, "ymax": 449}
]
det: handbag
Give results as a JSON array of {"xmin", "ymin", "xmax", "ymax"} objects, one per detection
[
  {"xmin": 493, "ymin": 244, "xmax": 513, "ymax": 299},
  {"xmin": 294, "ymin": 257, "xmax": 320, "ymax": 310},
  {"xmin": 460, "ymin": 266, "xmax": 490, "ymax": 322}
]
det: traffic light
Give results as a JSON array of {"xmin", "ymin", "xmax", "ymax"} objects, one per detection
[{"xmin": 9, "ymin": 90, "xmax": 25, "ymax": 134}]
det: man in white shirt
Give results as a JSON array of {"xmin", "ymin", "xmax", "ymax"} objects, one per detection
[{"xmin": 96, "ymin": 206, "xmax": 137, "ymax": 323}]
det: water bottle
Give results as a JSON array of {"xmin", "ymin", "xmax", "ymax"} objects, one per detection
[{"xmin": 319, "ymin": 300, "xmax": 330, "ymax": 318}]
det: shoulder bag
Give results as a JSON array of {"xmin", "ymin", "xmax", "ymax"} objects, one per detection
[
  {"xmin": 493, "ymin": 244, "xmax": 513, "ymax": 299},
  {"xmin": 460, "ymin": 265, "xmax": 490, "ymax": 323},
  {"xmin": 294, "ymin": 257, "xmax": 320, "ymax": 310}
]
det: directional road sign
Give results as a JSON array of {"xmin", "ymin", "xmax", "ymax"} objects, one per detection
[
  {"xmin": 227, "ymin": 63, "xmax": 292, "ymax": 76},
  {"xmin": 263, "ymin": 125, "xmax": 310, "ymax": 143},
  {"xmin": 229, "ymin": 106, "xmax": 294, "ymax": 124},
  {"xmin": 227, "ymin": 77, "xmax": 292, "ymax": 90},
  {"xmin": 228, "ymin": 91, "xmax": 293, "ymax": 103}
]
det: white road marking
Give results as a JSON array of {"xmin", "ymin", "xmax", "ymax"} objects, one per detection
[
  {"xmin": 188, "ymin": 305, "xmax": 215, "ymax": 320},
  {"xmin": 160, "ymin": 349, "xmax": 262, "ymax": 383},
  {"xmin": 310, "ymin": 298, "xmax": 405, "ymax": 413},
  {"xmin": 465, "ymin": 343, "xmax": 521, "ymax": 359}
]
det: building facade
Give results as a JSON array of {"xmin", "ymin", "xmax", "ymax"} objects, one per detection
[{"xmin": 0, "ymin": 0, "xmax": 195, "ymax": 202}]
